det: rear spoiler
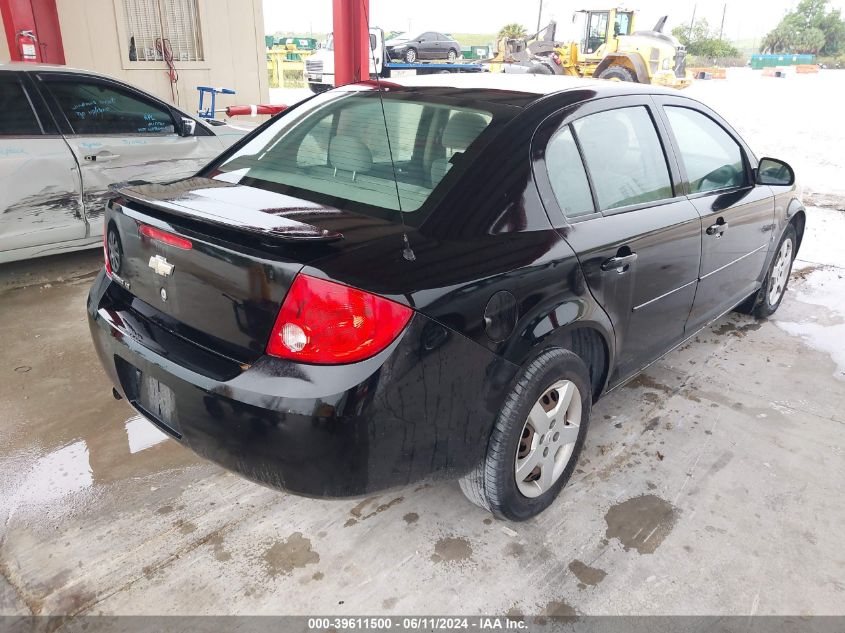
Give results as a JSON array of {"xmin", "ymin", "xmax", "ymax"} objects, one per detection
[{"xmin": 113, "ymin": 180, "xmax": 344, "ymax": 243}]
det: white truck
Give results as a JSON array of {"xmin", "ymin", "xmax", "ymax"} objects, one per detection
[{"xmin": 305, "ymin": 28, "xmax": 485, "ymax": 94}]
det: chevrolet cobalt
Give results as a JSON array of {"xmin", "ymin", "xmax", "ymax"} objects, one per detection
[{"xmin": 88, "ymin": 75, "xmax": 804, "ymax": 520}]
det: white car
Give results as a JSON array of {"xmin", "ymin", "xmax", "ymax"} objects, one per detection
[{"xmin": 0, "ymin": 63, "xmax": 245, "ymax": 263}]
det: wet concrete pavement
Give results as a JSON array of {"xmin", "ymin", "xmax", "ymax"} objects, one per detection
[{"xmin": 1, "ymin": 203, "xmax": 843, "ymax": 617}]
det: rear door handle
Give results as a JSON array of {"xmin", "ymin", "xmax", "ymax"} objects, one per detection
[
  {"xmin": 706, "ymin": 218, "xmax": 729, "ymax": 236},
  {"xmin": 601, "ymin": 252, "xmax": 638, "ymax": 272}
]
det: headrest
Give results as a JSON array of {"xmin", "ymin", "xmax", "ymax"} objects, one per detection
[
  {"xmin": 443, "ymin": 112, "xmax": 488, "ymax": 150},
  {"xmin": 576, "ymin": 114, "xmax": 630, "ymax": 149},
  {"xmin": 329, "ymin": 135, "xmax": 373, "ymax": 174}
]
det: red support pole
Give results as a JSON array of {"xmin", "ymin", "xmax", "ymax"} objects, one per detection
[{"xmin": 332, "ymin": 0, "xmax": 369, "ymax": 87}]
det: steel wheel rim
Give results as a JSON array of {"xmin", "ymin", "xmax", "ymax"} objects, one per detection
[
  {"xmin": 107, "ymin": 229, "xmax": 121, "ymax": 274},
  {"xmin": 514, "ymin": 379, "xmax": 582, "ymax": 498},
  {"xmin": 768, "ymin": 238, "xmax": 793, "ymax": 305},
  {"xmin": 447, "ymin": 50, "xmax": 456, "ymax": 61}
]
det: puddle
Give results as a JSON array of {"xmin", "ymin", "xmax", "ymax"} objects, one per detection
[
  {"xmin": 2, "ymin": 440, "xmax": 94, "ymax": 518},
  {"xmin": 775, "ymin": 268, "xmax": 845, "ymax": 379},
  {"xmin": 263, "ymin": 532, "xmax": 320, "ymax": 577},
  {"xmin": 605, "ymin": 494, "xmax": 679, "ymax": 554},
  {"xmin": 568, "ymin": 559, "xmax": 607, "ymax": 587},
  {"xmin": 125, "ymin": 416, "xmax": 169, "ymax": 454},
  {"xmin": 0, "ymin": 412, "xmax": 191, "ymax": 525},
  {"xmin": 431, "ymin": 536, "xmax": 473, "ymax": 564}
]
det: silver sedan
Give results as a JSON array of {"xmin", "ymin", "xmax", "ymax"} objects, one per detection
[{"xmin": 0, "ymin": 63, "xmax": 246, "ymax": 263}]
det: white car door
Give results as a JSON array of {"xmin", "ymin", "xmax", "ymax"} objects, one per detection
[
  {"xmin": 37, "ymin": 73, "xmax": 224, "ymax": 240},
  {"xmin": 0, "ymin": 72, "xmax": 86, "ymax": 263}
]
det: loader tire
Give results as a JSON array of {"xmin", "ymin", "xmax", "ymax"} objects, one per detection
[{"xmin": 597, "ymin": 65, "xmax": 637, "ymax": 82}]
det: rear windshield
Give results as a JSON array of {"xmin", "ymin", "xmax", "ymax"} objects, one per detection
[{"xmin": 209, "ymin": 89, "xmax": 498, "ymax": 217}]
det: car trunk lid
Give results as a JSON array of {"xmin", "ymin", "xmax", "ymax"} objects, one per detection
[{"xmin": 106, "ymin": 177, "xmax": 403, "ymax": 362}]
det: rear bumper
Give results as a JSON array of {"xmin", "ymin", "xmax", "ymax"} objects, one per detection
[{"xmin": 87, "ymin": 271, "xmax": 516, "ymax": 497}]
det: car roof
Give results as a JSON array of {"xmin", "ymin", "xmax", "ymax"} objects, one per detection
[
  {"xmin": 0, "ymin": 62, "xmax": 101, "ymax": 74},
  {"xmin": 384, "ymin": 73, "xmax": 683, "ymax": 103}
]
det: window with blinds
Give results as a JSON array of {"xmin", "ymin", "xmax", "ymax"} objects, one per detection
[{"xmin": 123, "ymin": 0, "xmax": 204, "ymax": 62}]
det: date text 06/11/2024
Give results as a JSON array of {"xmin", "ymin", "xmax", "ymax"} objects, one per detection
[{"xmin": 306, "ymin": 617, "xmax": 529, "ymax": 630}]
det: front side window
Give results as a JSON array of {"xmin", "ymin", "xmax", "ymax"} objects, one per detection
[
  {"xmin": 0, "ymin": 77, "xmax": 42, "ymax": 136},
  {"xmin": 211, "ymin": 91, "xmax": 495, "ymax": 215},
  {"xmin": 664, "ymin": 106, "xmax": 746, "ymax": 194},
  {"xmin": 615, "ymin": 12, "xmax": 633, "ymax": 36},
  {"xmin": 573, "ymin": 106, "xmax": 673, "ymax": 211},
  {"xmin": 544, "ymin": 126, "xmax": 595, "ymax": 219},
  {"xmin": 45, "ymin": 79, "xmax": 176, "ymax": 135},
  {"xmin": 585, "ymin": 12, "xmax": 609, "ymax": 52}
]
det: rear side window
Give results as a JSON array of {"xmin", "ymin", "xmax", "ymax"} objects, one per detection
[
  {"xmin": 213, "ymin": 91, "xmax": 494, "ymax": 213},
  {"xmin": 44, "ymin": 79, "xmax": 175, "ymax": 135},
  {"xmin": 0, "ymin": 76, "xmax": 42, "ymax": 136},
  {"xmin": 545, "ymin": 126, "xmax": 595, "ymax": 219},
  {"xmin": 664, "ymin": 106, "xmax": 746, "ymax": 193},
  {"xmin": 573, "ymin": 106, "xmax": 673, "ymax": 211}
]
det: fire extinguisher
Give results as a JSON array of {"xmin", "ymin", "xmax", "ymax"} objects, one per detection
[{"xmin": 17, "ymin": 30, "xmax": 38, "ymax": 62}]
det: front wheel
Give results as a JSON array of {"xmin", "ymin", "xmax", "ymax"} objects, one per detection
[
  {"xmin": 597, "ymin": 65, "xmax": 637, "ymax": 82},
  {"xmin": 404, "ymin": 48, "xmax": 418, "ymax": 63},
  {"xmin": 447, "ymin": 48, "xmax": 458, "ymax": 62},
  {"xmin": 459, "ymin": 348, "xmax": 592, "ymax": 521},
  {"xmin": 752, "ymin": 225, "xmax": 797, "ymax": 318}
]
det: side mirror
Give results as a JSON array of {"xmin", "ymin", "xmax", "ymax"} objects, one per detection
[
  {"xmin": 756, "ymin": 157, "xmax": 794, "ymax": 186},
  {"xmin": 179, "ymin": 116, "xmax": 197, "ymax": 137}
]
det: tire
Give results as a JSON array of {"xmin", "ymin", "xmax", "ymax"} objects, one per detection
[
  {"xmin": 404, "ymin": 48, "xmax": 417, "ymax": 63},
  {"xmin": 447, "ymin": 48, "xmax": 458, "ymax": 62},
  {"xmin": 750, "ymin": 224, "xmax": 797, "ymax": 318},
  {"xmin": 597, "ymin": 65, "xmax": 637, "ymax": 82},
  {"xmin": 308, "ymin": 83, "xmax": 329, "ymax": 94},
  {"xmin": 459, "ymin": 348, "xmax": 592, "ymax": 521},
  {"xmin": 527, "ymin": 64, "xmax": 553, "ymax": 75}
]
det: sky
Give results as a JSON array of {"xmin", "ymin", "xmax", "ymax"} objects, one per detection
[{"xmin": 264, "ymin": 0, "xmax": 845, "ymax": 46}]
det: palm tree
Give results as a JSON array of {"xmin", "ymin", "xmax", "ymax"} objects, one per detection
[{"xmin": 498, "ymin": 23, "xmax": 528, "ymax": 40}]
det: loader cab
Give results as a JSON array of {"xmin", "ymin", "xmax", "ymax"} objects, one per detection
[{"xmin": 575, "ymin": 8, "xmax": 635, "ymax": 56}]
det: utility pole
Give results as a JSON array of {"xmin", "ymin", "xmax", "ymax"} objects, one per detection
[
  {"xmin": 719, "ymin": 4, "xmax": 726, "ymax": 40},
  {"xmin": 537, "ymin": 0, "xmax": 543, "ymax": 33},
  {"xmin": 688, "ymin": 4, "xmax": 697, "ymax": 41}
]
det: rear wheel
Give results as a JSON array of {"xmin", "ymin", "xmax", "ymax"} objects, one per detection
[
  {"xmin": 447, "ymin": 48, "xmax": 458, "ymax": 62},
  {"xmin": 597, "ymin": 65, "xmax": 637, "ymax": 82},
  {"xmin": 459, "ymin": 348, "xmax": 591, "ymax": 521},
  {"xmin": 404, "ymin": 48, "xmax": 418, "ymax": 63}
]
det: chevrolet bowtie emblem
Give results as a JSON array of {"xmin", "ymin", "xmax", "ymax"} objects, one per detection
[{"xmin": 148, "ymin": 255, "xmax": 174, "ymax": 277}]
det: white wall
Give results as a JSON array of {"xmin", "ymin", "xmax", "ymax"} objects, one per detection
[
  {"xmin": 54, "ymin": 0, "xmax": 269, "ymax": 113},
  {"xmin": 0, "ymin": 21, "xmax": 10, "ymax": 63}
]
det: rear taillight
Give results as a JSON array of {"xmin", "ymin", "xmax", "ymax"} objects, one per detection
[
  {"xmin": 139, "ymin": 224, "xmax": 192, "ymax": 250},
  {"xmin": 266, "ymin": 274, "xmax": 412, "ymax": 364}
]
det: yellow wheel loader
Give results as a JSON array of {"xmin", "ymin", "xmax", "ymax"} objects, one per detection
[{"xmin": 499, "ymin": 8, "xmax": 692, "ymax": 89}]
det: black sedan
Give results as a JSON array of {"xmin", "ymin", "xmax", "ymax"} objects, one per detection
[
  {"xmin": 88, "ymin": 75, "xmax": 804, "ymax": 520},
  {"xmin": 385, "ymin": 31, "xmax": 462, "ymax": 62}
]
